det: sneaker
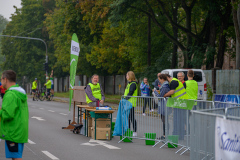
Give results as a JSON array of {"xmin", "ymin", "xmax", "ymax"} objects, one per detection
[
  {"xmin": 142, "ymin": 113, "xmax": 146, "ymax": 116},
  {"xmin": 150, "ymin": 109, "xmax": 154, "ymax": 112},
  {"xmin": 133, "ymin": 132, "xmax": 137, "ymax": 137}
]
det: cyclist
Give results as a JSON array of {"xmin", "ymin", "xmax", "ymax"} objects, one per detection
[
  {"xmin": 44, "ymin": 76, "xmax": 52, "ymax": 100},
  {"xmin": 50, "ymin": 70, "xmax": 54, "ymax": 97},
  {"xmin": 32, "ymin": 78, "xmax": 37, "ymax": 101}
]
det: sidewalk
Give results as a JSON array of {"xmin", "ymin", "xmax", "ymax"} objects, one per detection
[{"xmin": 27, "ymin": 95, "xmax": 119, "ymax": 108}]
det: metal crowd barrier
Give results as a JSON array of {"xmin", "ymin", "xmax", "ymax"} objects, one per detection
[
  {"xmin": 190, "ymin": 106, "xmax": 240, "ymax": 160},
  {"xmin": 117, "ymin": 96, "xmax": 240, "ymax": 157},
  {"xmin": 119, "ymin": 96, "xmax": 166, "ymax": 145}
]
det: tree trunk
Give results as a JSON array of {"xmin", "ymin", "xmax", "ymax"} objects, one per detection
[
  {"xmin": 216, "ymin": 0, "xmax": 232, "ymax": 68},
  {"xmin": 185, "ymin": 8, "xmax": 192, "ymax": 68},
  {"xmin": 206, "ymin": 20, "xmax": 216, "ymax": 69},
  {"xmin": 147, "ymin": 14, "xmax": 151, "ymax": 66},
  {"xmin": 235, "ymin": 4, "xmax": 240, "ymax": 69},
  {"xmin": 171, "ymin": 3, "xmax": 179, "ymax": 69}
]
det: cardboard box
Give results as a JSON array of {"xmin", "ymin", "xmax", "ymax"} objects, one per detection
[
  {"xmin": 92, "ymin": 118, "xmax": 111, "ymax": 128},
  {"xmin": 88, "ymin": 127, "xmax": 92, "ymax": 137},
  {"xmin": 88, "ymin": 117, "xmax": 92, "ymax": 127},
  {"xmin": 91, "ymin": 128, "xmax": 111, "ymax": 140}
]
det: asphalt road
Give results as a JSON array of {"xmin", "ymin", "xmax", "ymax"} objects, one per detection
[{"xmin": 0, "ymin": 98, "xmax": 190, "ymax": 160}]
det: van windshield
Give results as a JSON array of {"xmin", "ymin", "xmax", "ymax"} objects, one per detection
[{"xmin": 173, "ymin": 71, "xmax": 203, "ymax": 82}]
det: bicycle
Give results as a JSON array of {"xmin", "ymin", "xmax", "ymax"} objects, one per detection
[
  {"xmin": 33, "ymin": 89, "xmax": 40, "ymax": 101},
  {"xmin": 39, "ymin": 87, "xmax": 54, "ymax": 101}
]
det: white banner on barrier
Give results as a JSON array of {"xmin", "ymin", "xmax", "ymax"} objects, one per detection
[{"xmin": 215, "ymin": 117, "xmax": 240, "ymax": 160}]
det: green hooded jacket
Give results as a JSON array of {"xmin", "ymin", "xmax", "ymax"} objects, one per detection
[{"xmin": 0, "ymin": 84, "xmax": 29, "ymax": 143}]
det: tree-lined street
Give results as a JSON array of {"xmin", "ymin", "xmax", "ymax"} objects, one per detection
[{"xmin": 0, "ymin": 99, "xmax": 189, "ymax": 160}]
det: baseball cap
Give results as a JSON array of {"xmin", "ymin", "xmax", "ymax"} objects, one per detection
[{"xmin": 35, "ymin": 78, "xmax": 37, "ymax": 80}]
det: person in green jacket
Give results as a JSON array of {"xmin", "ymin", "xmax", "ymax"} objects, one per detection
[
  {"xmin": 44, "ymin": 76, "xmax": 52, "ymax": 100},
  {"xmin": 0, "ymin": 70, "xmax": 29, "ymax": 160}
]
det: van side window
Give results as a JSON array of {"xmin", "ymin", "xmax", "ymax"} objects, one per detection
[{"xmin": 173, "ymin": 71, "xmax": 202, "ymax": 82}]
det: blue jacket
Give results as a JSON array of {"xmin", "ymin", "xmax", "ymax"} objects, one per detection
[
  {"xmin": 113, "ymin": 99, "xmax": 132, "ymax": 136},
  {"xmin": 154, "ymin": 82, "xmax": 170, "ymax": 115},
  {"xmin": 140, "ymin": 82, "xmax": 150, "ymax": 96}
]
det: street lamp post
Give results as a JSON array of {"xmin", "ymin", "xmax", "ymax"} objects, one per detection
[{"xmin": 0, "ymin": 35, "xmax": 48, "ymax": 76}]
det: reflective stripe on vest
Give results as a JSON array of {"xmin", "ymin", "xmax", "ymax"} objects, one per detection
[
  {"xmin": 86, "ymin": 83, "xmax": 102, "ymax": 104},
  {"xmin": 124, "ymin": 82, "xmax": 138, "ymax": 107},
  {"xmin": 170, "ymin": 78, "xmax": 188, "ymax": 99},
  {"xmin": 174, "ymin": 86, "xmax": 184, "ymax": 93}
]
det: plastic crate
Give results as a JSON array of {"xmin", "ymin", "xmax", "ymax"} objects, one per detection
[
  {"xmin": 120, "ymin": 129, "xmax": 133, "ymax": 142},
  {"xmin": 167, "ymin": 135, "xmax": 178, "ymax": 148},
  {"xmin": 145, "ymin": 133, "xmax": 156, "ymax": 145},
  {"xmin": 89, "ymin": 111, "xmax": 109, "ymax": 118}
]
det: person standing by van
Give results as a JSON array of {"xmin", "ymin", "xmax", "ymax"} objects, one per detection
[
  {"xmin": 154, "ymin": 73, "xmax": 161, "ymax": 90},
  {"xmin": 140, "ymin": 78, "xmax": 152, "ymax": 116},
  {"xmin": 153, "ymin": 74, "xmax": 170, "ymax": 139},
  {"xmin": 177, "ymin": 72, "xmax": 186, "ymax": 86},
  {"xmin": 124, "ymin": 71, "xmax": 138, "ymax": 136},
  {"xmin": 184, "ymin": 70, "xmax": 198, "ymax": 100},
  {"xmin": 164, "ymin": 74, "xmax": 188, "ymax": 140}
]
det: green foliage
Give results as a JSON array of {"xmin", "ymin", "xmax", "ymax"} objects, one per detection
[
  {"xmin": 1, "ymin": 0, "xmax": 238, "ymax": 86},
  {"xmin": 207, "ymin": 83, "xmax": 213, "ymax": 101},
  {"xmin": 0, "ymin": 15, "xmax": 9, "ymax": 75},
  {"xmin": 1, "ymin": 0, "xmax": 52, "ymax": 84}
]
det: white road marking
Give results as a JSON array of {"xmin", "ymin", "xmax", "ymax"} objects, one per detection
[
  {"xmin": 59, "ymin": 113, "xmax": 67, "ymax": 116},
  {"xmin": 42, "ymin": 151, "xmax": 59, "ymax": 160},
  {"xmin": 48, "ymin": 110, "xmax": 55, "ymax": 112},
  {"xmin": 81, "ymin": 139, "xmax": 120, "ymax": 149},
  {"xmin": 28, "ymin": 139, "xmax": 36, "ymax": 144},
  {"xmin": 39, "ymin": 108, "xmax": 44, "ymax": 110},
  {"xmin": 31, "ymin": 116, "xmax": 46, "ymax": 121}
]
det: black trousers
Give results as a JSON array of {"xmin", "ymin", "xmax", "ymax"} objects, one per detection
[
  {"xmin": 128, "ymin": 107, "xmax": 137, "ymax": 132},
  {"xmin": 143, "ymin": 97, "xmax": 151, "ymax": 113}
]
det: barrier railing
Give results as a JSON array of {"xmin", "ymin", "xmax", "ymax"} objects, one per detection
[
  {"xmin": 117, "ymin": 96, "xmax": 240, "ymax": 157},
  {"xmin": 190, "ymin": 107, "xmax": 240, "ymax": 160},
  {"xmin": 118, "ymin": 96, "xmax": 166, "ymax": 145}
]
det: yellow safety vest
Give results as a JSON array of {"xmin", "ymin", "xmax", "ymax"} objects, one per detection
[
  {"xmin": 170, "ymin": 78, "xmax": 188, "ymax": 99},
  {"xmin": 86, "ymin": 83, "xmax": 102, "ymax": 104},
  {"xmin": 185, "ymin": 80, "xmax": 198, "ymax": 100},
  {"xmin": 45, "ymin": 80, "xmax": 52, "ymax": 89},
  {"xmin": 32, "ymin": 81, "xmax": 37, "ymax": 89},
  {"xmin": 124, "ymin": 82, "xmax": 138, "ymax": 107}
]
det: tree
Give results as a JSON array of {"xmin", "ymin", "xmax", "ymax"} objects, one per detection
[
  {"xmin": 1, "ymin": 0, "xmax": 51, "ymax": 83},
  {"xmin": 0, "ymin": 15, "xmax": 9, "ymax": 74},
  {"xmin": 109, "ymin": 0, "xmax": 234, "ymax": 69},
  {"xmin": 231, "ymin": 0, "xmax": 240, "ymax": 69}
]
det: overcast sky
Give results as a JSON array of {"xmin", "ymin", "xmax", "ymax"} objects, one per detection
[{"xmin": 0, "ymin": 0, "xmax": 22, "ymax": 21}]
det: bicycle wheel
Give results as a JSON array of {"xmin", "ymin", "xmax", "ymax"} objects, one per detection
[
  {"xmin": 39, "ymin": 92, "xmax": 45, "ymax": 101},
  {"xmin": 49, "ymin": 93, "xmax": 54, "ymax": 101},
  {"xmin": 34, "ymin": 94, "xmax": 38, "ymax": 101}
]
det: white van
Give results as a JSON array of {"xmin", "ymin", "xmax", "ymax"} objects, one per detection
[{"xmin": 161, "ymin": 69, "xmax": 207, "ymax": 100}]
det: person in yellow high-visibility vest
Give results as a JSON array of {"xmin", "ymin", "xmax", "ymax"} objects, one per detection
[
  {"xmin": 124, "ymin": 71, "xmax": 138, "ymax": 136},
  {"xmin": 183, "ymin": 70, "xmax": 198, "ymax": 100},
  {"xmin": 85, "ymin": 74, "xmax": 105, "ymax": 107},
  {"xmin": 44, "ymin": 76, "xmax": 52, "ymax": 100},
  {"xmin": 164, "ymin": 74, "xmax": 188, "ymax": 140},
  {"xmin": 32, "ymin": 78, "xmax": 37, "ymax": 101}
]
